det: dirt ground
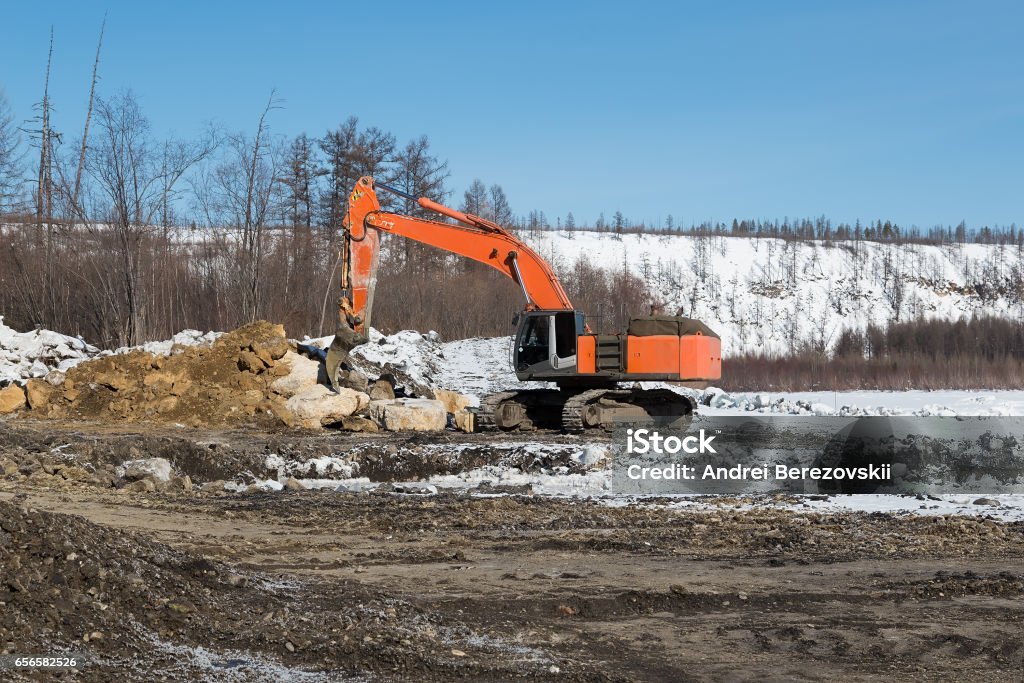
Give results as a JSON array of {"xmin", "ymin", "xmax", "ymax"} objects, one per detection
[{"xmin": 0, "ymin": 421, "xmax": 1022, "ymax": 682}]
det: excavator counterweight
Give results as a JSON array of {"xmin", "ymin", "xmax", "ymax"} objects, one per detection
[{"xmin": 327, "ymin": 176, "xmax": 721, "ymax": 431}]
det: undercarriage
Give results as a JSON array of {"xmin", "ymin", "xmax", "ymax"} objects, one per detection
[{"xmin": 475, "ymin": 387, "xmax": 696, "ymax": 432}]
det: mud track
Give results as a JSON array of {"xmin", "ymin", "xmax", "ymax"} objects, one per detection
[{"xmin": 1, "ymin": 421, "xmax": 1022, "ymax": 681}]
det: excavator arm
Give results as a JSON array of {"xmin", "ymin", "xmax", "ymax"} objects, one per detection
[{"xmin": 326, "ymin": 175, "xmax": 574, "ymax": 387}]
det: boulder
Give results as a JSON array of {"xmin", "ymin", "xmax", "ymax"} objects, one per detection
[
  {"xmin": 120, "ymin": 457, "xmax": 173, "ymax": 483},
  {"xmin": 341, "ymin": 415, "xmax": 380, "ymax": 433},
  {"xmin": 0, "ymin": 457, "xmax": 19, "ymax": 476},
  {"xmin": 25, "ymin": 379, "xmax": 56, "ymax": 410},
  {"xmin": 44, "ymin": 370, "xmax": 66, "ymax": 386},
  {"xmin": 452, "ymin": 410, "xmax": 475, "ymax": 433},
  {"xmin": 0, "ymin": 385, "xmax": 27, "ymax": 414},
  {"xmin": 435, "ymin": 389, "xmax": 472, "ymax": 415},
  {"xmin": 337, "ymin": 369, "xmax": 369, "ymax": 393},
  {"xmin": 124, "ymin": 478, "xmax": 156, "ymax": 493},
  {"xmin": 252, "ymin": 336, "xmax": 290, "ymax": 362},
  {"xmin": 369, "ymin": 398, "xmax": 447, "ymax": 432},
  {"xmin": 270, "ymin": 352, "xmax": 320, "ymax": 398},
  {"xmin": 237, "ymin": 351, "xmax": 266, "ymax": 373},
  {"xmin": 368, "ymin": 379, "xmax": 396, "ymax": 401},
  {"xmin": 285, "ymin": 385, "xmax": 369, "ymax": 429}
]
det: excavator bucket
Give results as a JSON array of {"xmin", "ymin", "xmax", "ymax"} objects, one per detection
[
  {"xmin": 324, "ymin": 179, "xmax": 381, "ymax": 390},
  {"xmin": 325, "ymin": 305, "xmax": 367, "ymax": 390}
]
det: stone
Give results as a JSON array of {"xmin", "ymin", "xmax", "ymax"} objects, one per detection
[
  {"xmin": 125, "ymin": 478, "xmax": 156, "ymax": 493},
  {"xmin": 253, "ymin": 335, "xmax": 290, "ymax": 361},
  {"xmin": 270, "ymin": 352, "xmax": 320, "ymax": 398},
  {"xmin": 0, "ymin": 457, "xmax": 19, "ymax": 477},
  {"xmin": 24, "ymin": 379, "xmax": 56, "ymax": 410},
  {"xmin": 368, "ymin": 379, "xmax": 395, "ymax": 401},
  {"xmin": 153, "ymin": 396, "xmax": 179, "ymax": 414},
  {"xmin": 59, "ymin": 466, "xmax": 91, "ymax": 482},
  {"xmin": 172, "ymin": 475, "xmax": 193, "ymax": 493},
  {"xmin": 391, "ymin": 482, "xmax": 438, "ymax": 495},
  {"xmin": 121, "ymin": 457, "xmax": 173, "ymax": 483},
  {"xmin": 240, "ymin": 389, "xmax": 264, "ymax": 407},
  {"xmin": 341, "ymin": 415, "xmax": 379, "ymax": 433},
  {"xmin": 91, "ymin": 368, "xmax": 133, "ymax": 392},
  {"xmin": 0, "ymin": 385, "xmax": 27, "ymax": 414},
  {"xmin": 434, "ymin": 389, "xmax": 472, "ymax": 415},
  {"xmin": 369, "ymin": 398, "xmax": 447, "ymax": 432},
  {"xmin": 452, "ymin": 410, "xmax": 475, "ymax": 433},
  {"xmin": 44, "ymin": 370, "xmax": 66, "ymax": 386},
  {"xmin": 200, "ymin": 480, "xmax": 226, "ymax": 493},
  {"xmin": 237, "ymin": 351, "xmax": 266, "ymax": 373},
  {"xmin": 337, "ymin": 369, "xmax": 369, "ymax": 393},
  {"xmin": 18, "ymin": 456, "xmax": 41, "ymax": 476},
  {"xmin": 285, "ymin": 385, "xmax": 369, "ymax": 430}
]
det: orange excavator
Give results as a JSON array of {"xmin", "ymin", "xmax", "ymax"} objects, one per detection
[{"xmin": 325, "ymin": 176, "xmax": 721, "ymax": 431}]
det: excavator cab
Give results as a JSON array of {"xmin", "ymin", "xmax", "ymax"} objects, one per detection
[{"xmin": 514, "ymin": 310, "xmax": 585, "ymax": 379}]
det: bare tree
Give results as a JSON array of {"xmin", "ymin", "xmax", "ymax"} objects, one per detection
[
  {"xmin": 196, "ymin": 92, "xmax": 282, "ymax": 324},
  {"xmin": 33, "ymin": 28, "xmax": 57, "ymax": 227},
  {"xmin": 71, "ymin": 15, "xmax": 105, "ymax": 212},
  {"xmin": 0, "ymin": 91, "xmax": 23, "ymax": 214},
  {"xmin": 87, "ymin": 90, "xmax": 212, "ymax": 344}
]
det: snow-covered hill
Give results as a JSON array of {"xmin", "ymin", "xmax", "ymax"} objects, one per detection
[{"xmin": 524, "ymin": 231, "xmax": 1024, "ymax": 356}]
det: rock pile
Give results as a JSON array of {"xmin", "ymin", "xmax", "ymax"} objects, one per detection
[{"xmin": 0, "ymin": 321, "xmax": 474, "ymax": 433}]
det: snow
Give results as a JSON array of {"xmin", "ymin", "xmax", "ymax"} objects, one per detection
[
  {"xmin": 524, "ymin": 231, "xmax": 1024, "ymax": 356},
  {"xmin": 114, "ymin": 329, "xmax": 221, "ymax": 356},
  {"xmin": 0, "ymin": 317, "xmax": 220, "ymax": 385},
  {"xmin": 658, "ymin": 492, "xmax": 1024, "ymax": 522},
  {"xmin": 264, "ymin": 453, "xmax": 358, "ymax": 479},
  {"xmin": 0, "ymin": 316, "xmax": 98, "ymax": 385},
  {"xmin": 695, "ymin": 388, "xmax": 1024, "ymax": 417},
  {"xmin": 253, "ymin": 441, "xmax": 1024, "ymax": 521}
]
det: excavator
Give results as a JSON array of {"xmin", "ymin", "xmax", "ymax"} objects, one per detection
[{"xmin": 325, "ymin": 176, "xmax": 721, "ymax": 431}]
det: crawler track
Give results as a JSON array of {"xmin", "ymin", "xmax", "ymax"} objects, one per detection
[{"xmin": 476, "ymin": 387, "xmax": 697, "ymax": 432}]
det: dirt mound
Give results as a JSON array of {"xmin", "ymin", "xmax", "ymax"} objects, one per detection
[{"xmin": 24, "ymin": 322, "xmax": 294, "ymax": 429}]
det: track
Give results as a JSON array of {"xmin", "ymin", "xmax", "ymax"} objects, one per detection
[{"xmin": 476, "ymin": 386, "xmax": 697, "ymax": 432}]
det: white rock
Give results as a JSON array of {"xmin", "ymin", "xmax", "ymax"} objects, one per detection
[
  {"xmin": 711, "ymin": 392, "xmax": 735, "ymax": 409},
  {"xmin": 369, "ymin": 398, "xmax": 447, "ymax": 432},
  {"xmin": 285, "ymin": 384, "xmax": 369, "ymax": 429},
  {"xmin": 391, "ymin": 482, "xmax": 438, "ymax": 495},
  {"xmin": 119, "ymin": 457, "xmax": 173, "ymax": 483},
  {"xmin": 271, "ymin": 352, "xmax": 321, "ymax": 398},
  {"xmin": 572, "ymin": 445, "xmax": 608, "ymax": 468},
  {"xmin": 809, "ymin": 402, "xmax": 835, "ymax": 416}
]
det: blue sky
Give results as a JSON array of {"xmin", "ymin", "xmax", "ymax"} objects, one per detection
[{"xmin": 2, "ymin": 0, "xmax": 1022, "ymax": 228}]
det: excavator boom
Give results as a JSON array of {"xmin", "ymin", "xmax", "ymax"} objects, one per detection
[{"xmin": 345, "ymin": 176, "xmax": 572, "ymax": 332}]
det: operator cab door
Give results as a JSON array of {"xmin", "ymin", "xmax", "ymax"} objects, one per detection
[{"xmin": 515, "ymin": 311, "xmax": 581, "ymax": 379}]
